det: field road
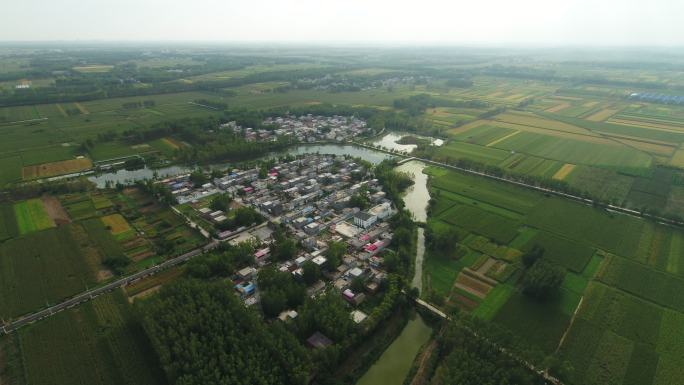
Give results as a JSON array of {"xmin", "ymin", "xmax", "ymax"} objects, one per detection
[
  {"xmin": 411, "ymin": 296, "xmax": 563, "ymax": 385},
  {"xmin": 0, "ymin": 222, "xmax": 264, "ymax": 336}
]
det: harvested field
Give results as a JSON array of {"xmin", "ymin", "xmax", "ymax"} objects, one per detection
[
  {"xmin": 101, "ymin": 213, "xmax": 131, "ymax": 235},
  {"xmin": 670, "ymin": 148, "xmax": 684, "ymax": 168},
  {"xmin": 41, "ymin": 195, "xmax": 70, "ymax": 225},
  {"xmin": 22, "ymin": 158, "xmax": 93, "ymax": 179},
  {"xmin": 546, "ymin": 102, "xmax": 571, "ymax": 113},
  {"xmin": 552, "ymin": 163, "xmax": 576, "ymax": 180},
  {"xmin": 454, "ymin": 269, "xmax": 494, "ymax": 299},
  {"xmin": 74, "ymin": 102, "xmax": 89, "ymax": 114},
  {"xmin": 586, "ymin": 108, "xmax": 620, "ymax": 122}
]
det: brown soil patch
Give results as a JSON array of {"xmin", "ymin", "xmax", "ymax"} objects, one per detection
[
  {"xmin": 97, "ymin": 269, "xmax": 113, "ymax": 282},
  {"xmin": 409, "ymin": 337, "xmax": 439, "ymax": 385},
  {"xmin": 127, "ymin": 285, "xmax": 161, "ymax": 303},
  {"xmin": 101, "ymin": 214, "xmax": 131, "ymax": 235},
  {"xmin": 449, "ymin": 293, "xmax": 480, "ymax": 311},
  {"xmin": 22, "ymin": 158, "xmax": 93, "ymax": 180},
  {"xmin": 552, "ymin": 163, "xmax": 576, "ymax": 181},
  {"xmin": 454, "ymin": 273, "xmax": 493, "ymax": 299},
  {"xmin": 545, "ymin": 102, "xmax": 571, "ymax": 113},
  {"xmin": 41, "ymin": 195, "xmax": 71, "ymax": 225},
  {"xmin": 586, "ymin": 108, "xmax": 619, "ymax": 122},
  {"xmin": 476, "ymin": 257, "xmax": 497, "ymax": 275}
]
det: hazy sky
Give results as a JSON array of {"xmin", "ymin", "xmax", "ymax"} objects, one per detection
[{"xmin": 2, "ymin": 0, "xmax": 683, "ymax": 46}]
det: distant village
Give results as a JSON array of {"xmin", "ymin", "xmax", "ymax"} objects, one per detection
[
  {"xmin": 159, "ymin": 154, "xmax": 395, "ymax": 326},
  {"xmin": 220, "ymin": 114, "xmax": 369, "ymax": 143}
]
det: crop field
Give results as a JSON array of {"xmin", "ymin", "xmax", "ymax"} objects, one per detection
[
  {"xmin": 21, "ymin": 157, "xmax": 93, "ymax": 179},
  {"xmin": 494, "ymin": 291, "xmax": 570, "ymax": 354},
  {"xmin": 558, "ymin": 281, "xmax": 684, "ymax": 385},
  {"xmin": 101, "ymin": 213, "xmax": 134, "ymax": 238},
  {"xmin": 0, "ymin": 224, "xmax": 97, "ymax": 318},
  {"xmin": 14, "ymin": 290, "xmax": 165, "ymax": 385},
  {"xmin": 13, "ymin": 198, "xmax": 55, "ymax": 234},
  {"xmin": 522, "ymin": 231, "xmax": 595, "ymax": 273}
]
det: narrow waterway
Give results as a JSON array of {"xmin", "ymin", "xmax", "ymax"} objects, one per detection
[
  {"xmin": 356, "ymin": 160, "xmax": 432, "ymax": 385},
  {"xmin": 355, "ymin": 313, "xmax": 432, "ymax": 385}
]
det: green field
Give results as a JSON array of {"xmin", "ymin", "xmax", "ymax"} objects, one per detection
[
  {"xmin": 0, "ymin": 224, "xmax": 97, "ymax": 318},
  {"xmin": 7, "ymin": 290, "xmax": 165, "ymax": 385},
  {"xmin": 13, "ymin": 199, "xmax": 55, "ymax": 234}
]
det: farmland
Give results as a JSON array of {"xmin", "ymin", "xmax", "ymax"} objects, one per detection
[
  {"xmin": 422, "ymin": 164, "xmax": 684, "ymax": 384},
  {"xmin": 1, "ymin": 290, "xmax": 165, "ymax": 385}
]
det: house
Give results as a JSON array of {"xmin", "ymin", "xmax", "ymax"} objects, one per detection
[
  {"xmin": 235, "ymin": 281, "xmax": 255, "ymax": 297},
  {"xmin": 353, "ymin": 211, "xmax": 377, "ymax": 229},
  {"xmin": 278, "ymin": 310, "xmax": 298, "ymax": 322},
  {"xmin": 237, "ymin": 267, "xmax": 256, "ymax": 280},
  {"xmin": 307, "ymin": 332, "xmax": 333, "ymax": 349},
  {"xmin": 369, "ymin": 202, "xmax": 392, "ymax": 220},
  {"xmin": 351, "ymin": 310, "xmax": 368, "ymax": 324}
]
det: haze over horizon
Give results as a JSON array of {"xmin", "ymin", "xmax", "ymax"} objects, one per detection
[{"xmin": 2, "ymin": 0, "xmax": 683, "ymax": 46}]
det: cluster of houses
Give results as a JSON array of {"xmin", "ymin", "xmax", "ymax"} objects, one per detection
[
  {"xmin": 628, "ymin": 92, "xmax": 684, "ymax": 105},
  {"xmin": 162, "ymin": 155, "xmax": 398, "ymax": 332},
  {"xmin": 247, "ymin": 114, "xmax": 369, "ymax": 142}
]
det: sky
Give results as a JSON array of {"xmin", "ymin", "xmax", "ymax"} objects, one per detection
[{"xmin": 2, "ymin": 0, "xmax": 683, "ymax": 46}]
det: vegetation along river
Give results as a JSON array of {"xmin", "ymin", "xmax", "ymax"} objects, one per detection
[{"xmin": 357, "ymin": 160, "xmax": 433, "ymax": 385}]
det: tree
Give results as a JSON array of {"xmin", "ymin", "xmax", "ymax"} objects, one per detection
[
  {"xmin": 141, "ymin": 279, "xmax": 311, "ymax": 384},
  {"xmin": 189, "ymin": 169, "xmax": 208, "ymax": 187},
  {"xmin": 302, "ymin": 261, "xmax": 321, "ymax": 285},
  {"xmin": 428, "ymin": 226, "xmax": 459, "ymax": 252},
  {"xmin": 522, "ymin": 259, "xmax": 566, "ymax": 300},
  {"xmin": 326, "ymin": 240, "xmax": 346, "ymax": 268},
  {"xmin": 522, "ymin": 245, "xmax": 545, "ymax": 268},
  {"xmin": 210, "ymin": 193, "xmax": 232, "ymax": 212}
]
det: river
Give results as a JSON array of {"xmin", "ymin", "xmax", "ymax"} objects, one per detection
[
  {"xmin": 88, "ymin": 144, "xmax": 393, "ymax": 188},
  {"xmin": 369, "ymin": 132, "xmax": 444, "ymax": 154},
  {"xmin": 356, "ymin": 160, "xmax": 432, "ymax": 385}
]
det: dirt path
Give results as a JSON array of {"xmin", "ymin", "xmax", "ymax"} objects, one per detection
[
  {"xmin": 556, "ymin": 296, "xmax": 584, "ymax": 353},
  {"xmin": 41, "ymin": 195, "xmax": 71, "ymax": 225},
  {"xmin": 409, "ymin": 337, "xmax": 438, "ymax": 385}
]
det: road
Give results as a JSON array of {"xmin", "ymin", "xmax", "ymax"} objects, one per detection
[{"xmin": 0, "ymin": 222, "xmax": 264, "ymax": 336}]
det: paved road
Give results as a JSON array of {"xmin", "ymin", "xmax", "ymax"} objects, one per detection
[{"xmin": 0, "ymin": 222, "xmax": 264, "ymax": 336}]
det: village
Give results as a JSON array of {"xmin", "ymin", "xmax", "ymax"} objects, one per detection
[
  {"xmin": 160, "ymin": 154, "xmax": 397, "ymax": 327},
  {"xmin": 220, "ymin": 114, "xmax": 369, "ymax": 143}
]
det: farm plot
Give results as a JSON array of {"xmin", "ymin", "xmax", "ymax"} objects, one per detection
[
  {"xmin": 440, "ymin": 204, "xmax": 521, "ymax": 244},
  {"xmin": 426, "ymin": 166, "xmax": 540, "ymax": 214},
  {"xmin": 22, "ymin": 157, "xmax": 93, "ymax": 179},
  {"xmin": 598, "ymin": 256, "xmax": 684, "ymax": 312},
  {"xmin": 558, "ymin": 281, "xmax": 677, "ymax": 385},
  {"xmin": 0, "ymin": 203, "xmax": 19, "ymax": 241},
  {"xmin": 491, "ymin": 130, "xmax": 652, "ymax": 169},
  {"xmin": 564, "ymin": 165, "xmax": 634, "ymax": 203},
  {"xmin": 0, "ymin": 155, "xmax": 23, "ymax": 185},
  {"xmin": 0, "ymin": 224, "xmax": 97, "ymax": 318},
  {"xmin": 525, "ymin": 198, "xmax": 644, "ymax": 259},
  {"xmin": 435, "ymin": 141, "xmax": 512, "ymax": 165},
  {"xmin": 499, "ymin": 153, "xmax": 564, "ymax": 178},
  {"xmin": 13, "ymin": 198, "xmax": 55, "ymax": 234},
  {"xmin": 16, "ymin": 290, "xmax": 165, "ymax": 385},
  {"xmin": 450, "ymin": 124, "xmax": 516, "ymax": 146},
  {"xmin": 521, "ymin": 231, "xmax": 595, "ymax": 273}
]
